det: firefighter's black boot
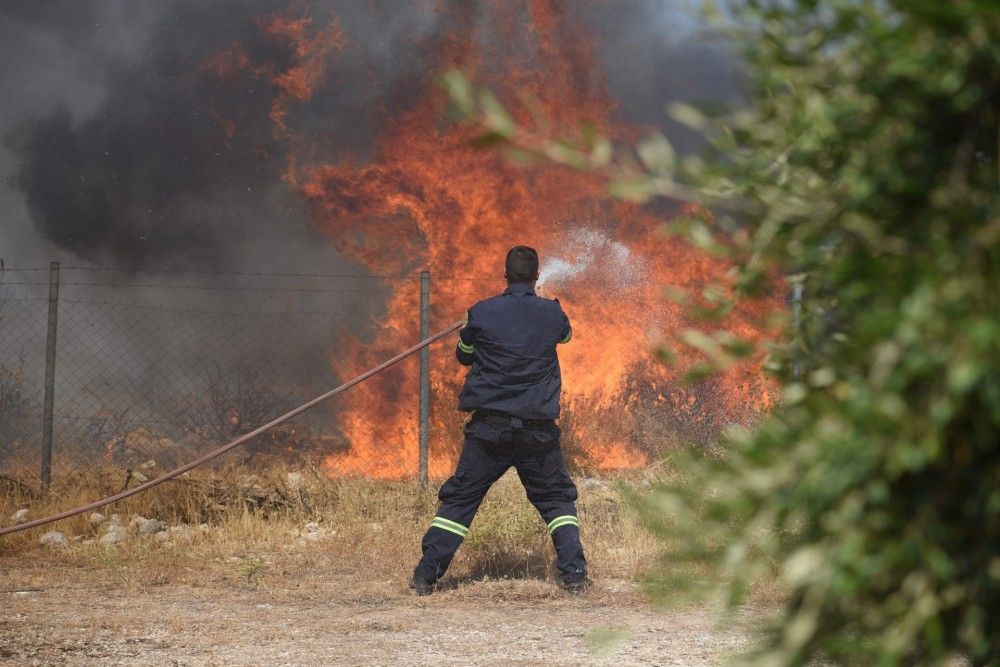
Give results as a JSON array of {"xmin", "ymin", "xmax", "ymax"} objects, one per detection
[
  {"xmin": 409, "ymin": 574, "xmax": 434, "ymax": 596},
  {"xmin": 561, "ymin": 577, "xmax": 592, "ymax": 595}
]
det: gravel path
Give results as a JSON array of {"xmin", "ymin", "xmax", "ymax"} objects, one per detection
[{"xmin": 0, "ymin": 564, "xmax": 763, "ymax": 666}]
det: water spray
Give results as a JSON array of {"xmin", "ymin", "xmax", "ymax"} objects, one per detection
[{"xmin": 537, "ymin": 227, "xmax": 643, "ymax": 293}]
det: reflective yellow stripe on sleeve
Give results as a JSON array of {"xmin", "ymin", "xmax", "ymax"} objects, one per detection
[
  {"xmin": 457, "ymin": 339, "xmax": 475, "ymax": 354},
  {"xmin": 558, "ymin": 330, "xmax": 572, "ymax": 344}
]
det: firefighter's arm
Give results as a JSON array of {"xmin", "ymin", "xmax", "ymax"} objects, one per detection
[
  {"xmin": 557, "ymin": 307, "xmax": 572, "ymax": 345},
  {"xmin": 456, "ymin": 310, "xmax": 476, "ymax": 365}
]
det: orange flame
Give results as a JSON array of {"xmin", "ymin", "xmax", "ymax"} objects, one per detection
[
  {"xmin": 208, "ymin": 2, "xmax": 781, "ymax": 478},
  {"xmin": 257, "ymin": 12, "xmax": 346, "ymax": 133}
]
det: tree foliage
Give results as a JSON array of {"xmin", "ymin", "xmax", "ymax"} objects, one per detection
[{"xmin": 443, "ymin": 1, "xmax": 999, "ymax": 663}]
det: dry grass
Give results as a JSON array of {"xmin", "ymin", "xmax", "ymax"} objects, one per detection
[
  {"xmin": 0, "ymin": 460, "xmax": 786, "ymax": 665},
  {"xmin": 1, "ymin": 459, "xmax": 789, "ymax": 614},
  {"xmin": 0, "ymin": 461, "xmax": 666, "ymax": 592}
]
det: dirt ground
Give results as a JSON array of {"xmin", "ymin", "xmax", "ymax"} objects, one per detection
[{"xmin": 0, "ymin": 561, "xmax": 764, "ymax": 666}]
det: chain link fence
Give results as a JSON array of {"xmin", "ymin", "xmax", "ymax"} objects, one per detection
[
  {"xmin": 0, "ymin": 264, "xmax": 437, "ymax": 484},
  {"xmin": 1, "ymin": 262, "xmax": 781, "ymax": 488}
]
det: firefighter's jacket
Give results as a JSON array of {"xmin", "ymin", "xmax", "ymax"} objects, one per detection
[{"xmin": 456, "ymin": 282, "xmax": 572, "ymax": 420}]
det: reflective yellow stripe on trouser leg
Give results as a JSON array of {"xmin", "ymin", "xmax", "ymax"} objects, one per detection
[
  {"xmin": 431, "ymin": 516, "xmax": 469, "ymax": 538},
  {"xmin": 547, "ymin": 515, "xmax": 579, "ymax": 534}
]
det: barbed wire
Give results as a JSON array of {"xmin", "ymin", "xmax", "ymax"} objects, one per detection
[
  {"xmin": 0, "ymin": 265, "xmax": 503, "ymax": 282},
  {"xmin": 57, "ymin": 297, "xmax": 361, "ymax": 317},
  {"xmin": 63, "ymin": 266, "xmax": 412, "ymax": 279},
  {"xmin": 0, "ymin": 296, "xmax": 48, "ymax": 303},
  {"xmin": 0, "ymin": 281, "xmax": 394, "ymax": 293}
]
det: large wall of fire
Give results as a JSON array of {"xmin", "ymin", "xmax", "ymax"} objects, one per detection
[{"xmin": 198, "ymin": 2, "xmax": 781, "ymax": 477}]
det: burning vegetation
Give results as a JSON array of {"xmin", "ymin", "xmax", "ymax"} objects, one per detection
[
  {"xmin": 193, "ymin": 2, "xmax": 781, "ymax": 478},
  {"xmin": 1, "ymin": 2, "xmax": 779, "ymax": 480}
]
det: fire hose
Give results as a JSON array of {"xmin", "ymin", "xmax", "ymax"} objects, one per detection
[{"xmin": 0, "ymin": 320, "xmax": 464, "ymax": 538}]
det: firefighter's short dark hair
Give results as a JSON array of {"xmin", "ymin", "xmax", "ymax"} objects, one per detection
[{"xmin": 505, "ymin": 246, "xmax": 539, "ymax": 283}]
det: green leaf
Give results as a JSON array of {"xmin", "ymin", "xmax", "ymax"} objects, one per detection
[
  {"xmin": 438, "ymin": 70, "xmax": 474, "ymax": 118},
  {"xmin": 636, "ymin": 132, "xmax": 676, "ymax": 175},
  {"xmin": 590, "ymin": 136, "xmax": 612, "ymax": 167},
  {"xmin": 683, "ymin": 362, "xmax": 719, "ymax": 384},
  {"xmin": 471, "ymin": 131, "xmax": 507, "ymax": 148},
  {"xmin": 607, "ymin": 178, "xmax": 653, "ymax": 202},
  {"xmin": 478, "ymin": 91, "xmax": 515, "ymax": 137},
  {"xmin": 667, "ymin": 102, "xmax": 710, "ymax": 131}
]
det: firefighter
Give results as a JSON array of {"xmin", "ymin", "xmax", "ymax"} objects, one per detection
[{"xmin": 409, "ymin": 245, "xmax": 589, "ymax": 595}]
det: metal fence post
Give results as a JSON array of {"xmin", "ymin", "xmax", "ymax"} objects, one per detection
[
  {"xmin": 41, "ymin": 261, "xmax": 60, "ymax": 490},
  {"xmin": 791, "ymin": 277, "xmax": 804, "ymax": 381},
  {"xmin": 419, "ymin": 270, "xmax": 430, "ymax": 486}
]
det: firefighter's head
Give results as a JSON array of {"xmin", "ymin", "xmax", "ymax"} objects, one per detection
[{"xmin": 505, "ymin": 245, "xmax": 539, "ymax": 285}]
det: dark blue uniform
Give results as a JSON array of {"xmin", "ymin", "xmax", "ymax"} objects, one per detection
[{"xmin": 413, "ymin": 282, "xmax": 587, "ymax": 586}]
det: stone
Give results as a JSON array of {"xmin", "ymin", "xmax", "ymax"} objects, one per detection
[
  {"xmin": 89, "ymin": 512, "xmax": 106, "ymax": 527},
  {"xmin": 11, "ymin": 509, "xmax": 28, "ymax": 525},
  {"xmin": 130, "ymin": 470, "xmax": 149, "ymax": 484},
  {"xmin": 140, "ymin": 518, "xmax": 166, "ymax": 534},
  {"xmin": 39, "ymin": 531, "xmax": 68, "ymax": 548},
  {"xmin": 130, "ymin": 516, "xmax": 166, "ymax": 534},
  {"xmin": 140, "ymin": 459, "xmax": 157, "ymax": 470},
  {"xmin": 286, "ymin": 472, "xmax": 304, "ymax": 489},
  {"xmin": 100, "ymin": 526, "xmax": 126, "ymax": 546},
  {"xmin": 154, "ymin": 530, "xmax": 170, "ymax": 542}
]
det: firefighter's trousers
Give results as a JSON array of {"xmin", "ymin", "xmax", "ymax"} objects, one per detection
[{"xmin": 413, "ymin": 413, "xmax": 587, "ymax": 585}]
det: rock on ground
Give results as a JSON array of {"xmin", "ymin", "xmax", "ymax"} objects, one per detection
[
  {"xmin": 130, "ymin": 516, "xmax": 166, "ymax": 535},
  {"xmin": 99, "ymin": 526, "xmax": 127, "ymax": 547},
  {"xmin": 38, "ymin": 531, "xmax": 68, "ymax": 548},
  {"xmin": 11, "ymin": 509, "xmax": 29, "ymax": 524}
]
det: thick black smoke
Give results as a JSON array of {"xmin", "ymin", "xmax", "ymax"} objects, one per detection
[
  {"xmin": 1, "ymin": 0, "xmax": 739, "ymax": 270},
  {"xmin": 2, "ymin": 1, "xmax": 456, "ymax": 270}
]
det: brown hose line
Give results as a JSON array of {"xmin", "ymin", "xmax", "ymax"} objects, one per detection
[{"xmin": 0, "ymin": 321, "xmax": 463, "ymax": 538}]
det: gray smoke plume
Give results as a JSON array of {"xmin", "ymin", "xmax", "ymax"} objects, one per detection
[
  {"xmin": 0, "ymin": 1, "xmax": 445, "ymax": 271},
  {"xmin": 1, "ymin": 0, "xmax": 739, "ymax": 270}
]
